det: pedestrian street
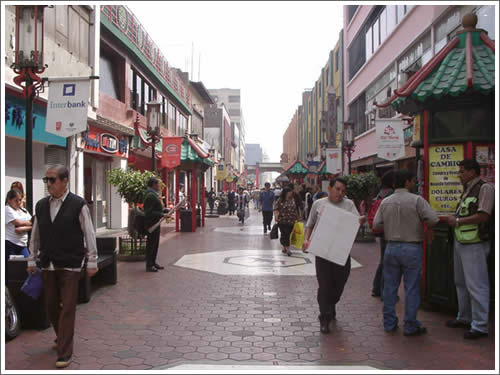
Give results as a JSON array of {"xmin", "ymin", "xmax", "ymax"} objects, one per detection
[{"xmin": 4, "ymin": 212, "xmax": 495, "ymax": 371}]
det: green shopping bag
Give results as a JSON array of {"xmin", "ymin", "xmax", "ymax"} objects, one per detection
[{"xmin": 289, "ymin": 221, "xmax": 305, "ymax": 249}]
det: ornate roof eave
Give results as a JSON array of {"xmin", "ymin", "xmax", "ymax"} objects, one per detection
[
  {"xmin": 283, "ymin": 159, "xmax": 309, "ymax": 175},
  {"xmin": 377, "ymin": 14, "xmax": 495, "ymax": 115}
]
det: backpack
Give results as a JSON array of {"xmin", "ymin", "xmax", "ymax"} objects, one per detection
[{"xmin": 368, "ymin": 189, "xmax": 391, "ymax": 235}]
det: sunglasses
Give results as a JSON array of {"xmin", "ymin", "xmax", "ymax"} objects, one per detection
[{"xmin": 42, "ymin": 177, "xmax": 58, "ymax": 184}]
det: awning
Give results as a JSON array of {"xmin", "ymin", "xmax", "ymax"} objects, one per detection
[
  {"xmin": 131, "ymin": 126, "xmax": 162, "ymax": 153},
  {"xmin": 283, "ymin": 160, "xmax": 309, "ymax": 175},
  {"xmin": 181, "ymin": 138, "xmax": 214, "ymax": 167}
]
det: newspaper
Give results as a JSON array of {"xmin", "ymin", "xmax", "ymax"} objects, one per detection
[
  {"xmin": 147, "ymin": 198, "xmax": 185, "ymax": 233},
  {"xmin": 308, "ymin": 203, "xmax": 360, "ymax": 266}
]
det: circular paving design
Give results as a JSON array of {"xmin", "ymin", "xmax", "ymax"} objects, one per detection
[{"xmin": 174, "ymin": 250, "xmax": 361, "ymax": 276}]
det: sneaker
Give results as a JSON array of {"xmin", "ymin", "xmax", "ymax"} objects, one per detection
[
  {"xmin": 446, "ymin": 319, "xmax": 471, "ymax": 329},
  {"xmin": 404, "ymin": 326, "xmax": 427, "ymax": 337},
  {"xmin": 55, "ymin": 356, "xmax": 72, "ymax": 368},
  {"xmin": 464, "ymin": 330, "xmax": 488, "ymax": 339}
]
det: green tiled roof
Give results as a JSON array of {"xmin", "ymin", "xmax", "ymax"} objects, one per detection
[
  {"xmin": 393, "ymin": 31, "xmax": 494, "ymax": 112},
  {"xmin": 181, "ymin": 139, "xmax": 213, "ymax": 166},
  {"xmin": 284, "ymin": 161, "xmax": 309, "ymax": 175}
]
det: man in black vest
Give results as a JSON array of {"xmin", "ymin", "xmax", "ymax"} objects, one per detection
[
  {"xmin": 143, "ymin": 177, "xmax": 169, "ymax": 272},
  {"xmin": 27, "ymin": 165, "xmax": 97, "ymax": 368},
  {"xmin": 444, "ymin": 159, "xmax": 494, "ymax": 339}
]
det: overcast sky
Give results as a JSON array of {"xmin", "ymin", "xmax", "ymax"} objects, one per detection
[{"xmin": 128, "ymin": 1, "xmax": 344, "ymax": 161}]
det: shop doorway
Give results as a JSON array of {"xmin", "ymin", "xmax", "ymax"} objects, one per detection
[{"xmin": 84, "ymin": 155, "xmax": 110, "ymax": 229}]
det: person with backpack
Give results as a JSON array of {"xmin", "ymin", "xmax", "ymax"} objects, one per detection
[{"xmin": 368, "ymin": 170, "xmax": 395, "ymax": 298}]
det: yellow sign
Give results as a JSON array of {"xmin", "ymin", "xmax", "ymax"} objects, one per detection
[
  {"xmin": 428, "ymin": 144, "xmax": 463, "ymax": 215},
  {"xmin": 216, "ymin": 164, "xmax": 226, "ymax": 180},
  {"xmin": 412, "ymin": 114, "xmax": 421, "ymax": 143}
]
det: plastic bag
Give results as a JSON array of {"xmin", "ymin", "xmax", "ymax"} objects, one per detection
[
  {"xmin": 21, "ymin": 267, "xmax": 43, "ymax": 300},
  {"xmin": 289, "ymin": 221, "xmax": 305, "ymax": 249}
]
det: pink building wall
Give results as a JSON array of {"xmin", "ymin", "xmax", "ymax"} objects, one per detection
[{"xmin": 342, "ymin": 5, "xmax": 450, "ymax": 170}]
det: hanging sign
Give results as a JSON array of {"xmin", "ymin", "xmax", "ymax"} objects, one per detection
[
  {"xmin": 428, "ymin": 144, "xmax": 463, "ymax": 215},
  {"xmin": 216, "ymin": 164, "xmax": 226, "ymax": 180},
  {"xmin": 46, "ymin": 79, "xmax": 91, "ymax": 138},
  {"xmin": 161, "ymin": 137, "xmax": 183, "ymax": 169},
  {"xmin": 376, "ymin": 119, "xmax": 405, "ymax": 161},
  {"xmin": 326, "ymin": 148, "xmax": 342, "ymax": 174},
  {"xmin": 81, "ymin": 125, "xmax": 128, "ymax": 157}
]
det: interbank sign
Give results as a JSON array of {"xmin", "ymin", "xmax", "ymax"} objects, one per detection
[{"xmin": 46, "ymin": 80, "xmax": 91, "ymax": 138}]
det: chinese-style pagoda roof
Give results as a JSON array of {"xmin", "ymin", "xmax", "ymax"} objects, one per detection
[
  {"xmin": 283, "ymin": 160, "xmax": 309, "ymax": 175},
  {"xmin": 181, "ymin": 138, "xmax": 213, "ymax": 166},
  {"xmin": 377, "ymin": 14, "xmax": 495, "ymax": 115}
]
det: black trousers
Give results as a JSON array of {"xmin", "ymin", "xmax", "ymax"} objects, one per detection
[
  {"xmin": 146, "ymin": 227, "xmax": 160, "ymax": 268},
  {"xmin": 315, "ymin": 255, "xmax": 351, "ymax": 322},
  {"xmin": 262, "ymin": 211, "xmax": 273, "ymax": 228},
  {"xmin": 278, "ymin": 223, "xmax": 294, "ymax": 247},
  {"xmin": 372, "ymin": 237, "xmax": 387, "ymax": 296}
]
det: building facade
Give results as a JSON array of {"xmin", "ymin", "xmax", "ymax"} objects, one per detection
[
  {"xmin": 208, "ymin": 88, "xmax": 246, "ymax": 173},
  {"xmin": 283, "ymin": 110, "xmax": 298, "ymax": 163},
  {"xmin": 343, "ymin": 4, "xmax": 495, "ymax": 175}
]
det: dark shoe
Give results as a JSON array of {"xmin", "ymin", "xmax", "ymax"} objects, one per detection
[
  {"xmin": 404, "ymin": 326, "xmax": 427, "ymax": 336},
  {"xmin": 464, "ymin": 330, "xmax": 488, "ymax": 339},
  {"xmin": 286, "ymin": 249, "xmax": 292, "ymax": 256},
  {"xmin": 56, "ymin": 356, "xmax": 72, "ymax": 368},
  {"xmin": 154, "ymin": 264, "xmax": 165, "ymax": 270},
  {"xmin": 320, "ymin": 320, "xmax": 330, "ymax": 334},
  {"xmin": 146, "ymin": 266, "xmax": 158, "ymax": 272},
  {"xmin": 446, "ymin": 319, "xmax": 471, "ymax": 329},
  {"xmin": 371, "ymin": 291, "xmax": 381, "ymax": 297},
  {"xmin": 264, "ymin": 228, "xmax": 267, "ymax": 234},
  {"xmin": 385, "ymin": 325, "xmax": 399, "ymax": 333}
]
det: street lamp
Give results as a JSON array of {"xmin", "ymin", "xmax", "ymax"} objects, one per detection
[
  {"xmin": 11, "ymin": 5, "xmax": 47, "ymax": 214},
  {"xmin": 342, "ymin": 119, "xmax": 356, "ymax": 175},
  {"xmin": 146, "ymin": 101, "xmax": 162, "ymax": 172}
]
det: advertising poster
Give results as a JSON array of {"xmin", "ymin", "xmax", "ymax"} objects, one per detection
[
  {"xmin": 46, "ymin": 79, "xmax": 90, "ymax": 138},
  {"xmin": 161, "ymin": 137, "xmax": 183, "ymax": 169},
  {"xmin": 376, "ymin": 119, "xmax": 405, "ymax": 161},
  {"xmin": 428, "ymin": 144, "xmax": 463, "ymax": 215},
  {"xmin": 326, "ymin": 148, "xmax": 342, "ymax": 174},
  {"xmin": 216, "ymin": 164, "xmax": 226, "ymax": 180},
  {"xmin": 476, "ymin": 145, "xmax": 495, "ymax": 184}
]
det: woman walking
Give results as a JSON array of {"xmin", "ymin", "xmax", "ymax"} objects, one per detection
[{"xmin": 273, "ymin": 187, "xmax": 298, "ymax": 256}]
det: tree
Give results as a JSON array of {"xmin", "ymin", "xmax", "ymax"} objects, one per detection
[{"xmin": 108, "ymin": 168, "xmax": 164, "ymax": 238}]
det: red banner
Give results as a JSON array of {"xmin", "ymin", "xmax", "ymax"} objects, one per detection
[{"xmin": 161, "ymin": 137, "xmax": 183, "ymax": 169}]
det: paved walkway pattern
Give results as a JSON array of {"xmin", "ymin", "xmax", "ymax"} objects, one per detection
[{"xmin": 4, "ymin": 212, "xmax": 496, "ymax": 370}]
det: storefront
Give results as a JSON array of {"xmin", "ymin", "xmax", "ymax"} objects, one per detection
[
  {"xmin": 81, "ymin": 124, "xmax": 130, "ymax": 229},
  {"xmin": 377, "ymin": 14, "xmax": 495, "ymax": 309}
]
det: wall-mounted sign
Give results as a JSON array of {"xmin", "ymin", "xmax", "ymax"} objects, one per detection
[
  {"xmin": 82, "ymin": 125, "xmax": 128, "ymax": 157},
  {"xmin": 46, "ymin": 79, "xmax": 91, "ymax": 138},
  {"xmin": 428, "ymin": 144, "xmax": 463, "ymax": 215},
  {"xmin": 161, "ymin": 137, "xmax": 183, "ymax": 169},
  {"xmin": 376, "ymin": 119, "xmax": 405, "ymax": 161},
  {"xmin": 216, "ymin": 164, "xmax": 226, "ymax": 180}
]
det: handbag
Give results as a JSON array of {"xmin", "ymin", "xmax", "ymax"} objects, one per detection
[
  {"xmin": 21, "ymin": 267, "xmax": 43, "ymax": 300},
  {"xmin": 270, "ymin": 223, "xmax": 279, "ymax": 239}
]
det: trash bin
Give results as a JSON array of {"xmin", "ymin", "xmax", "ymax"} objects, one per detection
[{"xmin": 180, "ymin": 209, "xmax": 193, "ymax": 232}]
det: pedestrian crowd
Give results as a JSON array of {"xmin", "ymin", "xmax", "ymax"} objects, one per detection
[{"xmin": 4, "ymin": 158, "xmax": 494, "ymax": 368}]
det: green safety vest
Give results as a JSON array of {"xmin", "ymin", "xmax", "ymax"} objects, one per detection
[{"xmin": 454, "ymin": 180, "xmax": 489, "ymax": 244}]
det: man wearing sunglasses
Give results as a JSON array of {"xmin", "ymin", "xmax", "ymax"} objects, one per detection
[{"xmin": 27, "ymin": 164, "xmax": 97, "ymax": 368}]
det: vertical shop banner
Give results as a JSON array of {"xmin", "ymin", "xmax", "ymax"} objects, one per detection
[
  {"xmin": 428, "ymin": 144, "xmax": 463, "ymax": 215},
  {"xmin": 376, "ymin": 119, "xmax": 405, "ymax": 161},
  {"xmin": 161, "ymin": 137, "xmax": 183, "ymax": 169},
  {"xmin": 326, "ymin": 148, "xmax": 342, "ymax": 174},
  {"xmin": 46, "ymin": 79, "xmax": 90, "ymax": 138},
  {"xmin": 216, "ymin": 164, "xmax": 226, "ymax": 180}
]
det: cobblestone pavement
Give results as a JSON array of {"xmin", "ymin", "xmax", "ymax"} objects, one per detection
[{"xmin": 4, "ymin": 211, "xmax": 496, "ymax": 370}]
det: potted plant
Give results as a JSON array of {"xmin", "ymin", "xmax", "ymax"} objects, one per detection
[
  {"xmin": 108, "ymin": 168, "xmax": 164, "ymax": 260},
  {"xmin": 344, "ymin": 172, "xmax": 379, "ymax": 242}
]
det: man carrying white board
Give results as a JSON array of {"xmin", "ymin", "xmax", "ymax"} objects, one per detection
[{"xmin": 303, "ymin": 177, "xmax": 366, "ymax": 334}]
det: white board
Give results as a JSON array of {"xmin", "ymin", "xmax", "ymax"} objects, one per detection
[{"xmin": 308, "ymin": 203, "xmax": 360, "ymax": 266}]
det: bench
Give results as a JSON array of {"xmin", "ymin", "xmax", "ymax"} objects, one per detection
[{"xmin": 6, "ymin": 237, "xmax": 118, "ymax": 329}]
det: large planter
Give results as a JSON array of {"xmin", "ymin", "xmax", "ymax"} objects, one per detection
[{"xmin": 118, "ymin": 236, "xmax": 147, "ymax": 261}]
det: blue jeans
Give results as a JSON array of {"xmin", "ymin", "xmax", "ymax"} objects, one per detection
[
  {"xmin": 453, "ymin": 240, "xmax": 490, "ymax": 333},
  {"xmin": 383, "ymin": 241, "xmax": 423, "ymax": 334}
]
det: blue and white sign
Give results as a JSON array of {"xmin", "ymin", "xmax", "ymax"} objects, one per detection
[{"xmin": 46, "ymin": 79, "xmax": 90, "ymax": 138}]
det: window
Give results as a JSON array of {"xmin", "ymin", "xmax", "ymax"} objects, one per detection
[
  {"xmin": 168, "ymin": 102, "xmax": 176, "ymax": 134},
  {"xmin": 161, "ymin": 96, "xmax": 167, "ymax": 128},
  {"xmin": 477, "ymin": 6, "xmax": 495, "ymax": 40},
  {"xmin": 348, "ymin": 30, "xmax": 366, "ymax": 80},
  {"xmin": 229, "ymin": 109, "xmax": 240, "ymax": 117},
  {"xmin": 348, "ymin": 5, "xmax": 359, "ymax": 23},
  {"xmin": 135, "ymin": 73, "xmax": 143, "ymax": 114},
  {"xmin": 228, "ymin": 95, "xmax": 240, "ymax": 103},
  {"xmin": 396, "ymin": 5, "xmax": 406, "ymax": 24},
  {"xmin": 380, "ymin": 8, "xmax": 387, "ymax": 42},
  {"xmin": 335, "ymin": 48, "xmax": 339, "ymax": 71},
  {"xmin": 373, "ymin": 19, "xmax": 380, "ymax": 50},
  {"xmin": 348, "ymin": 93, "xmax": 366, "ymax": 136},
  {"xmin": 365, "ymin": 27, "xmax": 373, "ymax": 58},
  {"xmin": 177, "ymin": 113, "xmax": 187, "ymax": 135},
  {"xmin": 129, "ymin": 69, "xmax": 158, "ymax": 115},
  {"xmin": 100, "ymin": 53, "xmax": 120, "ymax": 100},
  {"xmin": 387, "ymin": 5, "xmax": 397, "ymax": 35}
]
